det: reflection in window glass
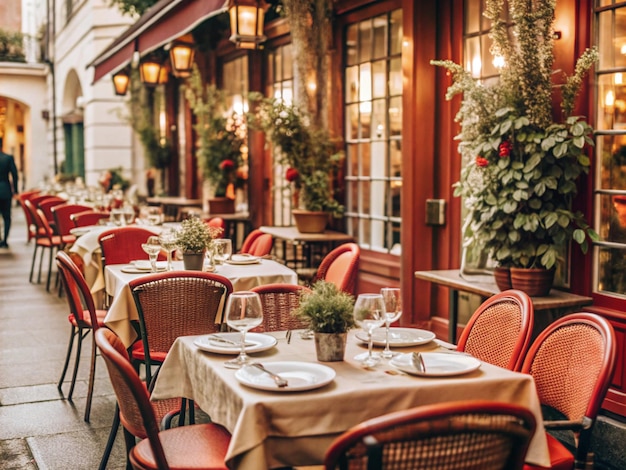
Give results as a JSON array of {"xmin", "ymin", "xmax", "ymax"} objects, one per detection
[
  {"xmin": 594, "ymin": 3, "xmax": 626, "ymax": 297},
  {"xmin": 344, "ymin": 9, "xmax": 402, "ymax": 253}
]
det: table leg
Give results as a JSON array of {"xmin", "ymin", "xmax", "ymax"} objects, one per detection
[{"xmin": 449, "ymin": 289, "xmax": 459, "ymax": 344}]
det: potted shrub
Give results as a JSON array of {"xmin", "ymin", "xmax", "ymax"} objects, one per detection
[
  {"xmin": 432, "ymin": 0, "xmax": 599, "ymax": 295},
  {"xmin": 247, "ymin": 94, "xmax": 344, "ymax": 232},
  {"xmin": 185, "ymin": 65, "xmax": 245, "ymax": 213},
  {"xmin": 294, "ymin": 280, "xmax": 355, "ymax": 362},
  {"xmin": 176, "ymin": 217, "xmax": 222, "ymax": 270}
]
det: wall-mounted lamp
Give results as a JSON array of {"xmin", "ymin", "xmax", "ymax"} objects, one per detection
[
  {"xmin": 139, "ymin": 54, "xmax": 163, "ymax": 86},
  {"xmin": 169, "ymin": 35, "xmax": 195, "ymax": 77},
  {"xmin": 112, "ymin": 68, "xmax": 131, "ymax": 96},
  {"xmin": 227, "ymin": 0, "xmax": 267, "ymax": 50}
]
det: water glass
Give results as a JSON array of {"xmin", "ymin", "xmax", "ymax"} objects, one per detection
[
  {"xmin": 224, "ymin": 292, "xmax": 264, "ymax": 369},
  {"xmin": 141, "ymin": 236, "xmax": 162, "ymax": 273},
  {"xmin": 109, "ymin": 208, "xmax": 124, "ymax": 226},
  {"xmin": 353, "ymin": 293, "xmax": 386, "ymax": 367},
  {"xmin": 158, "ymin": 228, "xmax": 178, "ymax": 271},
  {"xmin": 213, "ymin": 239, "xmax": 233, "ymax": 265},
  {"xmin": 146, "ymin": 206, "xmax": 163, "ymax": 226},
  {"xmin": 380, "ymin": 288, "xmax": 402, "ymax": 359}
]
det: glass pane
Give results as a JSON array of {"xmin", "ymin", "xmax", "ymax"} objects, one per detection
[
  {"xmin": 359, "ymin": 218, "xmax": 370, "ymax": 246},
  {"xmin": 359, "ymin": 19, "xmax": 372, "ymax": 63},
  {"xmin": 360, "ymin": 103, "xmax": 371, "ymax": 139},
  {"xmin": 346, "ymin": 103, "xmax": 359, "ymax": 140},
  {"xmin": 361, "ymin": 181, "xmax": 371, "ymax": 213},
  {"xmin": 390, "ymin": 139, "xmax": 402, "ymax": 176},
  {"xmin": 390, "ymin": 10, "xmax": 403, "ymax": 56},
  {"xmin": 275, "ymin": 48, "xmax": 283, "ymax": 81},
  {"xmin": 602, "ymin": 194, "xmax": 626, "ymax": 241},
  {"xmin": 465, "ymin": 0, "xmax": 480, "ymax": 34},
  {"xmin": 391, "ymin": 180, "xmax": 401, "ymax": 218},
  {"xmin": 598, "ymin": 10, "xmax": 613, "ymax": 70},
  {"xmin": 347, "ymin": 180, "xmax": 357, "ymax": 212},
  {"xmin": 391, "ymin": 221, "xmax": 401, "ymax": 250},
  {"xmin": 361, "ymin": 143, "xmax": 371, "ymax": 177},
  {"xmin": 346, "ymin": 24, "xmax": 358, "ymax": 66},
  {"xmin": 372, "ymin": 14, "xmax": 387, "ymax": 59},
  {"xmin": 598, "ymin": 134, "xmax": 626, "ymax": 189},
  {"xmin": 346, "ymin": 143, "xmax": 358, "ymax": 176},
  {"xmin": 482, "ymin": 34, "xmax": 499, "ymax": 77},
  {"xmin": 598, "ymin": 0, "xmax": 612, "ymax": 6},
  {"xmin": 345, "ymin": 66, "xmax": 359, "ymax": 103},
  {"xmin": 389, "ymin": 58, "xmax": 402, "ymax": 96},
  {"xmin": 371, "ymin": 140, "xmax": 386, "ymax": 176},
  {"xmin": 283, "ymin": 44, "xmax": 293, "ymax": 79},
  {"xmin": 389, "ymin": 96, "xmax": 402, "ymax": 136},
  {"xmin": 371, "ymin": 99, "xmax": 387, "ymax": 140},
  {"xmin": 371, "ymin": 180, "xmax": 385, "ymax": 218},
  {"xmin": 597, "ymin": 74, "xmax": 615, "ymax": 131},
  {"xmin": 465, "ymin": 36, "xmax": 482, "ymax": 77},
  {"xmin": 597, "ymin": 246, "xmax": 626, "ymax": 295},
  {"xmin": 372, "ymin": 60, "xmax": 387, "ymax": 98},
  {"xmin": 616, "ymin": 8, "xmax": 626, "ymax": 68}
]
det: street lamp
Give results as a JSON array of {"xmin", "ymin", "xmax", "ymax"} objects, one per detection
[
  {"xmin": 228, "ymin": 0, "xmax": 267, "ymax": 50},
  {"xmin": 169, "ymin": 35, "xmax": 195, "ymax": 77},
  {"xmin": 112, "ymin": 68, "xmax": 130, "ymax": 96},
  {"xmin": 139, "ymin": 54, "xmax": 163, "ymax": 86}
]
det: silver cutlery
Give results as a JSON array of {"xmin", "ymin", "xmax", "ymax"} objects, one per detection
[
  {"xmin": 411, "ymin": 352, "xmax": 426, "ymax": 373},
  {"xmin": 250, "ymin": 363, "xmax": 289, "ymax": 388},
  {"xmin": 207, "ymin": 335, "xmax": 254, "ymax": 347}
]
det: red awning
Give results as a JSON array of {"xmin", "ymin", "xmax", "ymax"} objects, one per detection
[{"xmin": 89, "ymin": 0, "xmax": 227, "ymax": 83}]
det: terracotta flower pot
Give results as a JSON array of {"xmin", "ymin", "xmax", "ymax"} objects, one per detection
[
  {"xmin": 182, "ymin": 251, "xmax": 205, "ymax": 271},
  {"xmin": 510, "ymin": 267, "xmax": 555, "ymax": 297},
  {"xmin": 208, "ymin": 197, "xmax": 235, "ymax": 214},
  {"xmin": 493, "ymin": 266, "xmax": 512, "ymax": 291},
  {"xmin": 292, "ymin": 210, "xmax": 328, "ymax": 233},
  {"xmin": 314, "ymin": 332, "xmax": 347, "ymax": 362}
]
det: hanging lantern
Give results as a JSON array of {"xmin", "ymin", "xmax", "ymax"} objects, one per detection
[
  {"xmin": 139, "ymin": 54, "xmax": 163, "ymax": 86},
  {"xmin": 228, "ymin": 0, "xmax": 267, "ymax": 50},
  {"xmin": 169, "ymin": 35, "xmax": 195, "ymax": 77},
  {"xmin": 112, "ymin": 68, "xmax": 130, "ymax": 96}
]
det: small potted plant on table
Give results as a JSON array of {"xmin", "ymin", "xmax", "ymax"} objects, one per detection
[
  {"xmin": 294, "ymin": 281, "xmax": 355, "ymax": 361},
  {"xmin": 176, "ymin": 217, "xmax": 222, "ymax": 271}
]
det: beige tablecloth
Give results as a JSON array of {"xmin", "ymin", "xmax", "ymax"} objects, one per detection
[
  {"xmin": 151, "ymin": 331, "xmax": 550, "ymax": 469},
  {"xmin": 104, "ymin": 260, "xmax": 299, "ymax": 346}
]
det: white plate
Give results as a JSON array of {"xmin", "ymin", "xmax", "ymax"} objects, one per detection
[
  {"xmin": 69, "ymin": 225, "xmax": 98, "ymax": 236},
  {"xmin": 131, "ymin": 260, "xmax": 168, "ymax": 270},
  {"xmin": 194, "ymin": 332, "xmax": 277, "ymax": 354},
  {"xmin": 390, "ymin": 352, "xmax": 481, "ymax": 377},
  {"xmin": 121, "ymin": 266, "xmax": 167, "ymax": 274},
  {"xmin": 235, "ymin": 361, "xmax": 336, "ymax": 392},
  {"xmin": 355, "ymin": 328, "xmax": 436, "ymax": 347},
  {"xmin": 225, "ymin": 254, "xmax": 261, "ymax": 265}
]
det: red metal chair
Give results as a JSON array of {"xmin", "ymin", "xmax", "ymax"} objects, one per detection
[
  {"xmin": 17, "ymin": 190, "xmax": 43, "ymax": 243},
  {"xmin": 313, "ymin": 242, "xmax": 360, "ymax": 295},
  {"xmin": 55, "ymin": 251, "xmax": 107, "ymax": 422},
  {"xmin": 128, "ymin": 271, "xmax": 233, "ymax": 386},
  {"xmin": 248, "ymin": 233, "xmax": 273, "ymax": 257},
  {"xmin": 324, "ymin": 400, "xmax": 536, "ymax": 470},
  {"xmin": 70, "ymin": 209, "xmax": 110, "ymax": 227},
  {"xmin": 95, "ymin": 328, "xmax": 231, "ymax": 470},
  {"xmin": 522, "ymin": 313, "xmax": 616, "ymax": 470},
  {"xmin": 25, "ymin": 200, "xmax": 75, "ymax": 291},
  {"xmin": 456, "ymin": 289, "xmax": 534, "ymax": 371},
  {"xmin": 240, "ymin": 229, "xmax": 265, "ymax": 254},
  {"xmin": 250, "ymin": 283, "xmax": 311, "ymax": 332},
  {"xmin": 98, "ymin": 226, "xmax": 165, "ymax": 267},
  {"xmin": 52, "ymin": 203, "xmax": 92, "ymax": 240},
  {"xmin": 204, "ymin": 216, "xmax": 226, "ymax": 238}
]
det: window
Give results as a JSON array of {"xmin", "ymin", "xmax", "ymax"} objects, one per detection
[
  {"xmin": 344, "ymin": 10, "xmax": 402, "ymax": 254},
  {"xmin": 267, "ymin": 44, "xmax": 295, "ymax": 226},
  {"xmin": 594, "ymin": 3, "xmax": 626, "ymax": 298}
]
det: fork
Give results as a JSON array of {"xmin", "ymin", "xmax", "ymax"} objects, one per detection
[
  {"xmin": 250, "ymin": 363, "xmax": 289, "ymax": 388},
  {"xmin": 411, "ymin": 352, "xmax": 426, "ymax": 373}
]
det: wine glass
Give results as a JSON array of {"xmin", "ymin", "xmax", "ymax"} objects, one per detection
[
  {"xmin": 141, "ymin": 236, "xmax": 162, "ymax": 273},
  {"xmin": 146, "ymin": 206, "xmax": 163, "ymax": 226},
  {"xmin": 122, "ymin": 205, "xmax": 136, "ymax": 225},
  {"xmin": 224, "ymin": 291, "xmax": 264, "ymax": 369},
  {"xmin": 380, "ymin": 288, "xmax": 402, "ymax": 359},
  {"xmin": 213, "ymin": 239, "xmax": 233, "ymax": 265},
  {"xmin": 353, "ymin": 293, "xmax": 386, "ymax": 367},
  {"xmin": 158, "ymin": 228, "xmax": 178, "ymax": 271}
]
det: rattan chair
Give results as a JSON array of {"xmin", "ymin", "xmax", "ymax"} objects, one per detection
[
  {"xmin": 456, "ymin": 289, "xmax": 534, "ymax": 371},
  {"xmin": 521, "ymin": 313, "xmax": 616, "ymax": 470},
  {"xmin": 324, "ymin": 400, "xmax": 537, "ymax": 470},
  {"xmin": 240, "ymin": 229, "xmax": 264, "ymax": 253},
  {"xmin": 52, "ymin": 203, "xmax": 92, "ymax": 240},
  {"xmin": 95, "ymin": 328, "xmax": 231, "ymax": 470},
  {"xmin": 38, "ymin": 196, "xmax": 67, "ymax": 225},
  {"xmin": 17, "ymin": 189, "xmax": 42, "ymax": 243},
  {"xmin": 56, "ymin": 251, "xmax": 107, "ymax": 422},
  {"xmin": 313, "ymin": 242, "xmax": 360, "ymax": 295},
  {"xmin": 250, "ymin": 283, "xmax": 311, "ymax": 332},
  {"xmin": 98, "ymin": 226, "xmax": 165, "ymax": 267},
  {"xmin": 128, "ymin": 271, "xmax": 233, "ymax": 386}
]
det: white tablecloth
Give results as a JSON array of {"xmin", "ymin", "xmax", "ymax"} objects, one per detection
[
  {"xmin": 104, "ymin": 260, "xmax": 299, "ymax": 346},
  {"xmin": 151, "ymin": 331, "xmax": 550, "ymax": 470}
]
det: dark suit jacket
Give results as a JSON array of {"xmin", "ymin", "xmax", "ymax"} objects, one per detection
[{"xmin": 0, "ymin": 152, "xmax": 18, "ymax": 200}]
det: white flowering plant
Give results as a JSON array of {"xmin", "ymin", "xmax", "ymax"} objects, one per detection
[
  {"xmin": 176, "ymin": 217, "xmax": 223, "ymax": 253},
  {"xmin": 432, "ymin": 0, "xmax": 599, "ymax": 270}
]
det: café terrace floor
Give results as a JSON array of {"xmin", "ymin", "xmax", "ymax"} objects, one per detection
[{"xmin": 1, "ymin": 208, "xmax": 626, "ymax": 469}]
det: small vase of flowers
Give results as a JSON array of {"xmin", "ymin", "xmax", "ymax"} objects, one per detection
[{"xmin": 176, "ymin": 217, "xmax": 223, "ymax": 270}]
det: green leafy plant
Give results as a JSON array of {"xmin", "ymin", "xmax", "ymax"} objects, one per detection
[
  {"xmin": 0, "ymin": 29, "xmax": 25, "ymax": 62},
  {"xmin": 109, "ymin": 0, "xmax": 157, "ymax": 17},
  {"xmin": 432, "ymin": 0, "xmax": 599, "ymax": 270},
  {"xmin": 247, "ymin": 93, "xmax": 344, "ymax": 216},
  {"xmin": 294, "ymin": 281, "xmax": 355, "ymax": 333},
  {"xmin": 175, "ymin": 217, "xmax": 221, "ymax": 253},
  {"xmin": 185, "ymin": 65, "xmax": 245, "ymax": 197}
]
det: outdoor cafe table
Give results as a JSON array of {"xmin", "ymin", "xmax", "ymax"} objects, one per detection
[
  {"xmin": 151, "ymin": 331, "xmax": 550, "ymax": 470},
  {"xmin": 103, "ymin": 260, "xmax": 299, "ymax": 347}
]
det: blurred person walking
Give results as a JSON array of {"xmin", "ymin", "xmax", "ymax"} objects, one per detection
[{"xmin": 0, "ymin": 142, "xmax": 19, "ymax": 248}]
